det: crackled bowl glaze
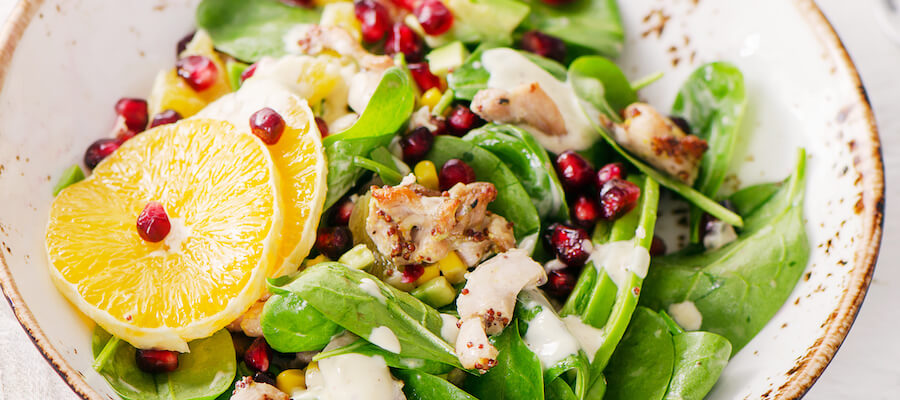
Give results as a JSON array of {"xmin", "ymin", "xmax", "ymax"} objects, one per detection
[{"xmin": 0, "ymin": 0, "xmax": 883, "ymax": 399}]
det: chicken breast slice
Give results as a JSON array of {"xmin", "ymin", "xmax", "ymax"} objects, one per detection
[
  {"xmin": 296, "ymin": 25, "xmax": 395, "ymax": 71},
  {"xmin": 471, "ymin": 83, "xmax": 567, "ymax": 137},
  {"xmin": 231, "ymin": 376, "xmax": 289, "ymax": 400}
]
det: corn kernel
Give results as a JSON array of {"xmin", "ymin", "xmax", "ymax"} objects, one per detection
[
  {"xmin": 420, "ymin": 88, "xmax": 443, "ymax": 110},
  {"xmin": 304, "ymin": 254, "xmax": 330, "ymax": 268},
  {"xmin": 276, "ymin": 369, "xmax": 307, "ymax": 393},
  {"xmin": 415, "ymin": 264, "xmax": 441, "ymax": 286},
  {"xmin": 320, "ymin": 2, "xmax": 362, "ymax": 42},
  {"xmin": 437, "ymin": 251, "xmax": 467, "ymax": 284},
  {"xmin": 414, "ymin": 161, "xmax": 439, "ymax": 191}
]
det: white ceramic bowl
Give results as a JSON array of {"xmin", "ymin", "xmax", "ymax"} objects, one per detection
[{"xmin": 0, "ymin": 0, "xmax": 884, "ymax": 399}]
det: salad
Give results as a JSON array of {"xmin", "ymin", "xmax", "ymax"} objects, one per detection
[{"xmin": 43, "ymin": 0, "xmax": 810, "ymax": 399}]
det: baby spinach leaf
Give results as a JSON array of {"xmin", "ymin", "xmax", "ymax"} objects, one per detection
[
  {"xmin": 546, "ymin": 378, "xmax": 579, "ymax": 400},
  {"xmin": 323, "ymin": 67, "xmax": 416, "ymax": 208},
  {"xmin": 464, "ymin": 124, "xmax": 569, "ymax": 221},
  {"xmin": 315, "ymin": 339, "xmax": 453, "ymax": 375},
  {"xmin": 91, "ymin": 327, "xmax": 235, "ymax": 400},
  {"xmin": 196, "ymin": 0, "xmax": 320, "ymax": 62},
  {"xmin": 52, "ymin": 164, "xmax": 85, "ymax": 196},
  {"xmin": 464, "ymin": 323, "xmax": 544, "ymax": 400},
  {"xmin": 665, "ymin": 332, "xmax": 732, "ymax": 400},
  {"xmin": 604, "ymin": 307, "xmax": 675, "ymax": 400},
  {"xmin": 640, "ymin": 149, "xmax": 808, "ymax": 353},
  {"xmin": 394, "ymin": 369, "xmax": 479, "ymax": 400},
  {"xmin": 260, "ymin": 292, "xmax": 343, "ymax": 353},
  {"xmin": 271, "ymin": 262, "xmax": 462, "ymax": 368},
  {"xmin": 568, "ymin": 56, "xmax": 637, "ymax": 119},
  {"xmin": 425, "ymin": 135, "xmax": 541, "ymax": 243},
  {"xmin": 351, "ymin": 156, "xmax": 405, "ymax": 186},
  {"xmin": 518, "ymin": 0, "xmax": 624, "ymax": 58},
  {"xmin": 727, "ymin": 182, "xmax": 781, "ymax": 220},
  {"xmin": 672, "ymin": 63, "xmax": 747, "ymax": 242}
]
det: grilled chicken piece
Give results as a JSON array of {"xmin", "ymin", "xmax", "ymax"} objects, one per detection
[
  {"xmin": 605, "ymin": 103, "xmax": 708, "ymax": 184},
  {"xmin": 297, "ymin": 25, "xmax": 394, "ymax": 71},
  {"xmin": 455, "ymin": 249, "xmax": 547, "ymax": 371},
  {"xmin": 366, "ymin": 176, "xmax": 516, "ymax": 266},
  {"xmin": 226, "ymin": 295, "xmax": 269, "ymax": 337},
  {"xmin": 471, "ymin": 83, "xmax": 567, "ymax": 137},
  {"xmin": 231, "ymin": 376, "xmax": 289, "ymax": 400}
]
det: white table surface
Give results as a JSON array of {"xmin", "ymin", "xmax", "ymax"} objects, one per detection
[{"xmin": 1, "ymin": 0, "xmax": 898, "ymax": 398}]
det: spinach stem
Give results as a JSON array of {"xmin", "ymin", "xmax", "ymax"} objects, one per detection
[{"xmin": 92, "ymin": 336, "xmax": 121, "ymax": 371}]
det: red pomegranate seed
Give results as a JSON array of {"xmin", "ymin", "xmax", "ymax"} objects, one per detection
[
  {"xmin": 241, "ymin": 63, "xmax": 258, "ymax": 82},
  {"xmin": 176, "ymin": 55, "xmax": 219, "ymax": 92},
  {"xmin": 354, "ymin": 0, "xmax": 392, "ymax": 43},
  {"xmin": 538, "ymin": 0, "xmax": 575, "ymax": 5},
  {"xmin": 415, "ymin": 0, "xmax": 454, "ymax": 35},
  {"xmin": 115, "ymin": 98, "xmax": 149, "ymax": 132},
  {"xmin": 244, "ymin": 337, "xmax": 271, "ymax": 372},
  {"xmin": 400, "ymin": 127, "xmax": 435, "ymax": 164},
  {"xmin": 409, "ymin": 62, "xmax": 442, "ymax": 92},
  {"xmin": 315, "ymin": 226, "xmax": 353, "ymax": 259},
  {"xmin": 315, "ymin": 117, "xmax": 329, "ymax": 137},
  {"xmin": 386, "ymin": 23, "xmax": 425, "ymax": 62},
  {"xmin": 279, "ymin": 0, "xmax": 315, "ymax": 8},
  {"xmin": 136, "ymin": 201, "xmax": 172, "ymax": 243},
  {"xmin": 112, "ymin": 116, "xmax": 138, "ymax": 142},
  {"xmin": 135, "ymin": 349, "xmax": 179, "ymax": 373},
  {"xmin": 331, "ymin": 198, "xmax": 356, "ymax": 226},
  {"xmin": 390, "ymin": 0, "xmax": 418, "ymax": 11},
  {"xmin": 149, "ymin": 109, "xmax": 183, "ymax": 128},
  {"xmin": 544, "ymin": 269, "xmax": 578, "ymax": 299},
  {"xmin": 555, "ymin": 150, "xmax": 595, "ymax": 191},
  {"xmin": 571, "ymin": 194, "xmax": 600, "ymax": 228},
  {"xmin": 446, "ymin": 105, "xmax": 483, "ymax": 136},
  {"xmin": 520, "ymin": 30, "xmax": 566, "ymax": 63},
  {"xmin": 175, "ymin": 31, "xmax": 196, "ymax": 57},
  {"xmin": 596, "ymin": 162, "xmax": 625, "ymax": 187},
  {"xmin": 401, "ymin": 264, "xmax": 425, "ymax": 283},
  {"xmin": 599, "ymin": 178, "xmax": 641, "ymax": 220},
  {"xmin": 249, "ymin": 108, "xmax": 286, "ymax": 145},
  {"xmin": 439, "ymin": 159, "xmax": 476, "ymax": 191},
  {"xmin": 546, "ymin": 223, "xmax": 590, "ymax": 267},
  {"xmin": 84, "ymin": 138, "xmax": 121, "ymax": 170},
  {"xmin": 649, "ymin": 235, "xmax": 667, "ymax": 256}
]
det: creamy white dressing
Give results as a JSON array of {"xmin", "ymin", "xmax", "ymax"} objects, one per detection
[
  {"xmin": 481, "ymin": 48, "xmax": 600, "ymax": 153},
  {"xmin": 702, "ymin": 220, "xmax": 738, "ymax": 250},
  {"xmin": 196, "ymin": 78, "xmax": 300, "ymax": 132},
  {"xmin": 347, "ymin": 70, "xmax": 382, "ymax": 113},
  {"xmin": 589, "ymin": 240, "xmax": 651, "ymax": 288},
  {"xmin": 668, "ymin": 301, "xmax": 703, "ymax": 331},
  {"xmin": 520, "ymin": 291, "xmax": 579, "ymax": 368},
  {"xmin": 562, "ymin": 315, "xmax": 605, "ymax": 362},
  {"xmin": 440, "ymin": 313, "xmax": 460, "ymax": 344},
  {"xmin": 369, "ymin": 326, "xmax": 402, "ymax": 353},
  {"xmin": 543, "ymin": 259, "xmax": 567, "ymax": 273},
  {"xmin": 296, "ymin": 334, "xmax": 406, "ymax": 400},
  {"xmin": 359, "ymin": 278, "xmax": 386, "ymax": 303}
]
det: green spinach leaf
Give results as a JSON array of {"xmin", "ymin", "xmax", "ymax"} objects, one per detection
[
  {"xmin": 568, "ymin": 56, "xmax": 637, "ymax": 120},
  {"xmin": 260, "ymin": 292, "xmax": 343, "ymax": 353},
  {"xmin": 517, "ymin": 0, "xmax": 624, "ymax": 58},
  {"xmin": 196, "ymin": 0, "xmax": 320, "ymax": 62},
  {"xmin": 53, "ymin": 164, "xmax": 85, "ymax": 196},
  {"xmin": 603, "ymin": 307, "xmax": 675, "ymax": 400},
  {"xmin": 665, "ymin": 332, "xmax": 732, "ymax": 400},
  {"xmin": 92, "ymin": 328, "xmax": 235, "ymax": 400},
  {"xmin": 640, "ymin": 149, "xmax": 808, "ymax": 353},
  {"xmin": 394, "ymin": 369, "xmax": 479, "ymax": 400},
  {"xmin": 464, "ymin": 323, "xmax": 544, "ymax": 400},
  {"xmin": 314, "ymin": 339, "xmax": 453, "ymax": 375}
]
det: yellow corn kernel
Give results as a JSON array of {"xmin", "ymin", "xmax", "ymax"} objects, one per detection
[
  {"xmin": 276, "ymin": 369, "xmax": 307, "ymax": 393},
  {"xmin": 414, "ymin": 161, "xmax": 439, "ymax": 191},
  {"xmin": 437, "ymin": 251, "xmax": 467, "ymax": 284},
  {"xmin": 320, "ymin": 2, "xmax": 362, "ymax": 42},
  {"xmin": 415, "ymin": 265, "xmax": 441, "ymax": 286},
  {"xmin": 305, "ymin": 254, "xmax": 330, "ymax": 268},
  {"xmin": 420, "ymin": 88, "xmax": 443, "ymax": 110}
]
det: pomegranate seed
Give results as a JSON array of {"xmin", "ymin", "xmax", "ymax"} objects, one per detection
[
  {"xmin": 249, "ymin": 107, "xmax": 286, "ymax": 145},
  {"xmin": 241, "ymin": 63, "xmax": 258, "ymax": 82},
  {"xmin": 175, "ymin": 31, "xmax": 196, "ymax": 57},
  {"xmin": 670, "ymin": 115, "xmax": 692, "ymax": 134},
  {"xmin": 315, "ymin": 226, "xmax": 353, "ymax": 259},
  {"xmin": 544, "ymin": 269, "xmax": 578, "ymax": 299},
  {"xmin": 244, "ymin": 337, "xmax": 271, "ymax": 372},
  {"xmin": 135, "ymin": 349, "xmax": 179, "ymax": 373},
  {"xmin": 115, "ymin": 98, "xmax": 149, "ymax": 132},
  {"xmin": 390, "ymin": 0, "xmax": 418, "ymax": 10},
  {"xmin": 546, "ymin": 223, "xmax": 590, "ymax": 267},
  {"xmin": 439, "ymin": 159, "xmax": 476, "ymax": 191},
  {"xmin": 571, "ymin": 194, "xmax": 600, "ymax": 228},
  {"xmin": 84, "ymin": 138, "xmax": 121, "ymax": 170},
  {"xmin": 279, "ymin": 0, "xmax": 315, "ymax": 8},
  {"xmin": 538, "ymin": 0, "xmax": 575, "ymax": 5},
  {"xmin": 386, "ymin": 23, "xmax": 425, "ymax": 62},
  {"xmin": 430, "ymin": 117, "xmax": 448, "ymax": 136},
  {"xmin": 446, "ymin": 105, "xmax": 483, "ymax": 136},
  {"xmin": 520, "ymin": 30, "xmax": 567, "ymax": 63},
  {"xmin": 649, "ymin": 235, "xmax": 667, "ymax": 256},
  {"xmin": 596, "ymin": 162, "xmax": 625, "ymax": 187},
  {"xmin": 137, "ymin": 201, "xmax": 171, "ymax": 243},
  {"xmin": 112, "ymin": 116, "xmax": 138, "ymax": 142},
  {"xmin": 253, "ymin": 371, "xmax": 277, "ymax": 386},
  {"xmin": 315, "ymin": 117, "xmax": 329, "ymax": 137},
  {"xmin": 176, "ymin": 55, "xmax": 219, "ymax": 92},
  {"xmin": 354, "ymin": 0, "xmax": 391, "ymax": 43},
  {"xmin": 408, "ymin": 62, "xmax": 442, "ymax": 92},
  {"xmin": 401, "ymin": 264, "xmax": 425, "ymax": 283},
  {"xmin": 555, "ymin": 151, "xmax": 595, "ymax": 191},
  {"xmin": 149, "ymin": 109, "xmax": 183, "ymax": 128},
  {"xmin": 415, "ymin": 0, "xmax": 454, "ymax": 35},
  {"xmin": 400, "ymin": 127, "xmax": 435, "ymax": 164},
  {"xmin": 331, "ymin": 198, "xmax": 356, "ymax": 226},
  {"xmin": 599, "ymin": 179, "xmax": 641, "ymax": 220}
]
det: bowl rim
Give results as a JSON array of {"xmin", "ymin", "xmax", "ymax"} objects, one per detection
[{"xmin": 0, "ymin": 0, "xmax": 884, "ymax": 399}]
